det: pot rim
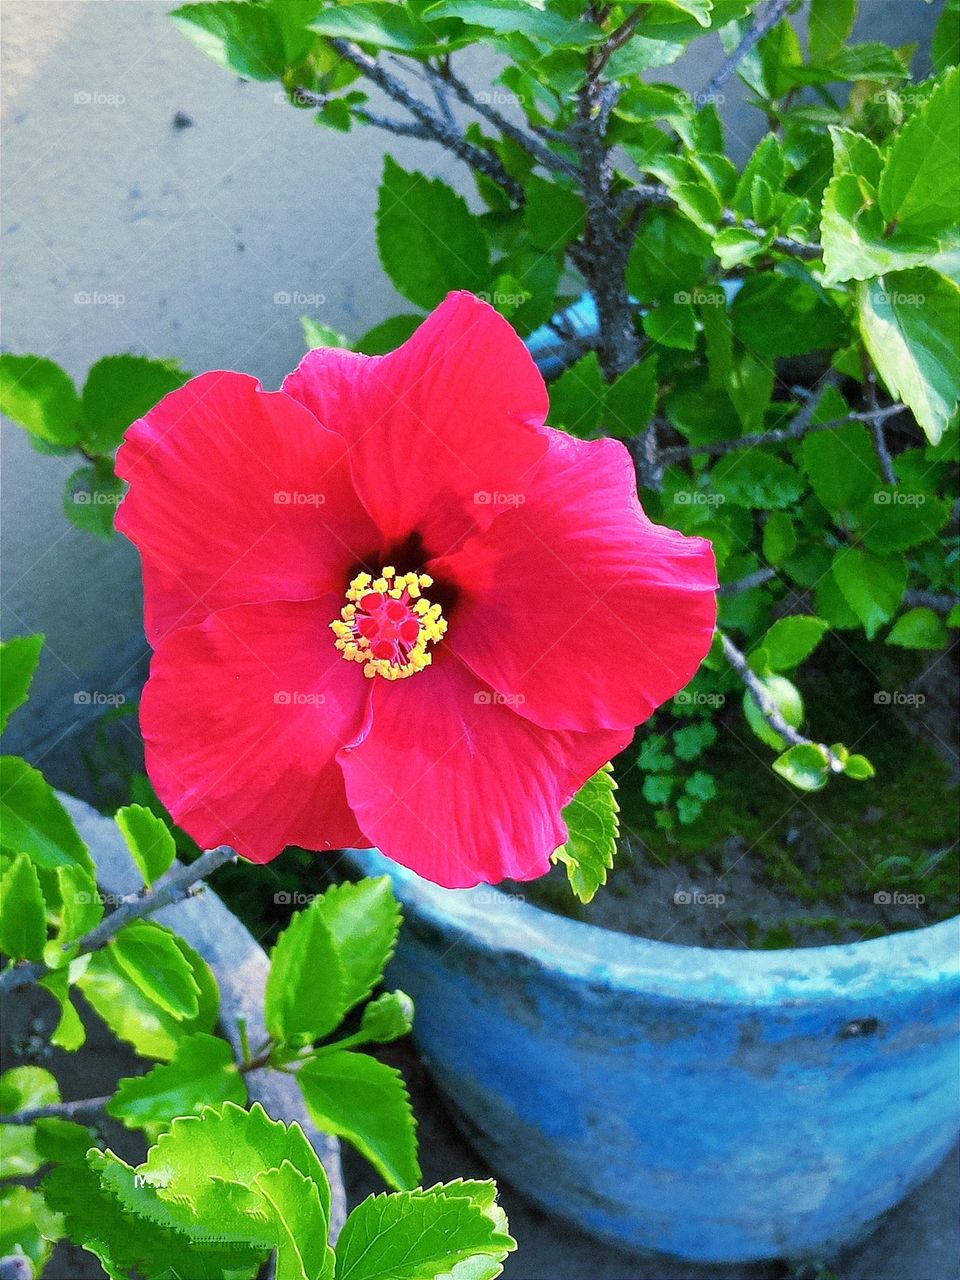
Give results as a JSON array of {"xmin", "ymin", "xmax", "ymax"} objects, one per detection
[{"xmin": 345, "ymin": 849, "xmax": 960, "ymax": 1008}]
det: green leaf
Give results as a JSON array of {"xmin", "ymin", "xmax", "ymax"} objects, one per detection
[
  {"xmin": 377, "ymin": 158, "xmax": 491, "ymax": 309},
  {"xmin": 308, "ymin": 876, "xmax": 402, "ymax": 1013},
  {"xmin": 78, "ymin": 934, "xmax": 216, "ymax": 1060},
  {"xmin": 115, "ymin": 804, "xmax": 176, "ymax": 886},
  {"xmin": 309, "ymin": 2, "xmax": 448, "ymax": 53},
  {"xmin": 55, "ymin": 863, "xmax": 103, "ymax": 944},
  {"xmin": 0, "ymin": 634, "xmax": 44, "ymax": 734},
  {"xmin": 0, "ymin": 1184, "xmax": 61, "ymax": 1272},
  {"xmin": 426, "ymin": 0, "xmax": 601, "ymax": 47},
  {"xmin": 0, "ymin": 755, "xmax": 93, "ymax": 874},
  {"xmin": 643, "ymin": 298, "xmax": 697, "ymax": 350},
  {"xmin": 108, "ymin": 1033, "xmax": 246, "ymax": 1130},
  {"xmin": 355, "ymin": 313, "xmax": 424, "ymax": 355},
  {"xmin": 731, "ymin": 273, "xmax": 845, "ymax": 357},
  {"xmin": 552, "ymin": 763, "xmax": 619, "ymax": 903},
  {"xmin": 266, "ymin": 898, "xmax": 347, "ymax": 1043},
  {"xmin": 39, "ymin": 966, "xmax": 86, "ymax": 1051},
  {"xmin": 523, "ymin": 174, "xmax": 585, "ymax": 252},
  {"xmin": 831, "ymin": 547, "xmax": 908, "ymax": 639},
  {"xmin": 845, "ymin": 753, "xmax": 876, "ymax": 780},
  {"xmin": 933, "ymin": 0, "xmax": 960, "ymax": 73},
  {"xmin": 772, "ymin": 743, "xmax": 831, "ymax": 792},
  {"xmin": 808, "ymin": 0, "xmax": 855, "ymax": 63},
  {"xmin": 801, "ymin": 389, "xmax": 879, "ymax": 517},
  {"xmin": 743, "ymin": 674, "xmax": 803, "ymax": 751},
  {"xmin": 64, "ymin": 458, "xmax": 125, "ymax": 539},
  {"xmin": 604, "ymin": 357, "xmax": 658, "ymax": 439},
  {"xmin": 255, "ymin": 1160, "xmax": 336, "ymax": 1280},
  {"xmin": 0, "ymin": 354, "xmax": 81, "ymax": 445},
  {"xmin": 861, "ymin": 489, "xmax": 951, "ymax": 553},
  {"xmin": 171, "ymin": 2, "xmax": 287, "ymax": 80},
  {"xmin": 549, "ymin": 352, "xmax": 604, "ymax": 438},
  {"xmin": 0, "ymin": 1066, "xmax": 59, "ymax": 1179},
  {"xmin": 673, "ymin": 721, "xmax": 716, "ymax": 761},
  {"xmin": 360, "ymin": 990, "xmax": 415, "ymax": 1044},
  {"xmin": 335, "ymin": 1180, "xmax": 515, "ymax": 1280},
  {"xmin": 711, "ymin": 451, "xmax": 804, "ymax": 509},
  {"xmin": 302, "ymin": 317, "xmax": 351, "ymax": 350},
  {"xmin": 0, "ymin": 849, "xmax": 47, "ymax": 962},
  {"xmin": 299, "ymin": 1050, "xmax": 419, "ymax": 1190},
  {"xmin": 137, "ymin": 1101, "xmax": 331, "ymax": 1244},
  {"xmin": 878, "ymin": 68, "xmax": 959, "ymax": 234},
  {"xmin": 109, "ymin": 922, "xmax": 201, "ymax": 1019},
  {"xmin": 762, "ymin": 511, "xmax": 797, "ymax": 564},
  {"xmin": 885, "ymin": 606, "xmax": 949, "ymax": 649},
  {"xmin": 80, "ymin": 355, "xmax": 187, "ymax": 455},
  {"xmin": 858, "ymin": 270, "xmax": 960, "ymax": 446},
  {"xmin": 759, "ymin": 617, "xmax": 829, "ymax": 671}
]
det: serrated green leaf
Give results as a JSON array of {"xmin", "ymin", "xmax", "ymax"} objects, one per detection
[
  {"xmin": 808, "ymin": 0, "xmax": 855, "ymax": 63},
  {"xmin": 108, "ymin": 922, "xmax": 201, "ymax": 1019},
  {"xmin": 861, "ymin": 489, "xmax": 951, "ymax": 553},
  {"xmin": 54, "ymin": 862, "xmax": 103, "ymax": 944},
  {"xmin": 762, "ymin": 511, "xmax": 797, "ymax": 564},
  {"xmin": 885, "ymin": 606, "xmax": 949, "ymax": 649},
  {"xmin": 0, "ymin": 354, "xmax": 81, "ymax": 445},
  {"xmin": 255, "ymin": 1160, "xmax": 336, "ymax": 1280},
  {"xmin": 310, "ymin": 2, "xmax": 449, "ymax": 53},
  {"xmin": 425, "ymin": 0, "xmax": 601, "ymax": 47},
  {"xmin": 0, "ymin": 755, "xmax": 93, "ymax": 874},
  {"xmin": 0, "ymin": 634, "xmax": 44, "ymax": 735},
  {"xmin": 743, "ymin": 674, "xmax": 803, "ymax": 751},
  {"xmin": 266, "ymin": 899, "xmax": 347, "ymax": 1043},
  {"xmin": 523, "ymin": 174, "xmax": 585, "ymax": 252},
  {"xmin": 878, "ymin": 68, "xmax": 959, "ymax": 234},
  {"xmin": 377, "ymin": 158, "xmax": 490, "ymax": 309},
  {"xmin": 711, "ymin": 451, "xmax": 804, "ymax": 509},
  {"xmin": 831, "ymin": 547, "xmax": 908, "ymax": 639},
  {"xmin": 858, "ymin": 269, "xmax": 960, "ymax": 446},
  {"xmin": 731, "ymin": 273, "xmax": 846, "ymax": 357},
  {"xmin": 80, "ymin": 355, "xmax": 187, "ymax": 455},
  {"xmin": 758, "ymin": 617, "xmax": 828, "ymax": 671},
  {"xmin": 772, "ymin": 743, "xmax": 831, "ymax": 792},
  {"xmin": 63, "ymin": 458, "xmax": 124, "ymax": 539},
  {"xmin": 308, "ymin": 877, "xmax": 402, "ymax": 1014},
  {"xmin": 39, "ymin": 965, "xmax": 87, "ymax": 1051},
  {"xmin": 299, "ymin": 1049, "xmax": 420, "ymax": 1190},
  {"xmin": 549, "ymin": 351, "xmax": 604, "ymax": 438},
  {"xmin": 335, "ymin": 1181, "xmax": 515, "ymax": 1280},
  {"xmin": 552, "ymin": 763, "xmax": 619, "ymax": 903},
  {"xmin": 78, "ymin": 931, "xmax": 218, "ymax": 1060},
  {"xmin": 0, "ymin": 852, "xmax": 46, "ymax": 961},
  {"xmin": 108, "ymin": 1033, "xmax": 246, "ymax": 1130},
  {"xmin": 115, "ymin": 803, "xmax": 176, "ymax": 886},
  {"xmin": 604, "ymin": 357, "xmax": 658, "ymax": 439},
  {"xmin": 171, "ymin": 2, "xmax": 287, "ymax": 80},
  {"xmin": 643, "ymin": 297, "xmax": 697, "ymax": 350},
  {"xmin": 802, "ymin": 417, "xmax": 880, "ymax": 518}
]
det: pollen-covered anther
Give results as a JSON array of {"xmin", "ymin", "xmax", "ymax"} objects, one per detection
[{"xmin": 333, "ymin": 566, "xmax": 446, "ymax": 680}]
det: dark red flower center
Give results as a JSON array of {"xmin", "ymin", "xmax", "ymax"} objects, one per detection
[{"xmin": 331, "ymin": 567, "xmax": 447, "ymax": 680}]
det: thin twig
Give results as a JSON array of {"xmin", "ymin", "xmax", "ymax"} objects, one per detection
[
  {"xmin": 592, "ymin": 3, "xmax": 651, "ymax": 76},
  {"xmin": 702, "ymin": 0, "xmax": 794, "ymax": 101},
  {"xmin": 0, "ymin": 845, "xmax": 236, "ymax": 996},
  {"xmin": 719, "ymin": 567, "xmax": 778, "ymax": 597},
  {"xmin": 328, "ymin": 40, "xmax": 524, "ymax": 201},
  {"xmin": 658, "ymin": 402, "xmax": 906, "ymax": 463},
  {"xmin": 0, "ymin": 1095, "xmax": 112, "ymax": 1126},
  {"xmin": 720, "ymin": 632, "xmax": 845, "ymax": 771}
]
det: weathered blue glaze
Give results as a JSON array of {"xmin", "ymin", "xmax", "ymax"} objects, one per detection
[{"xmin": 347, "ymin": 849, "xmax": 960, "ymax": 1263}]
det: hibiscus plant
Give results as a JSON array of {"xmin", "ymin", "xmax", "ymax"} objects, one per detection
[{"xmin": 1, "ymin": 0, "xmax": 958, "ymax": 1275}]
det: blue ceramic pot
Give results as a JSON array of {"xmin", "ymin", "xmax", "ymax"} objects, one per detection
[{"xmin": 347, "ymin": 849, "xmax": 959, "ymax": 1263}]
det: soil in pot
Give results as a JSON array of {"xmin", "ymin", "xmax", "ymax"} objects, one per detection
[{"xmin": 508, "ymin": 636, "xmax": 959, "ymax": 948}]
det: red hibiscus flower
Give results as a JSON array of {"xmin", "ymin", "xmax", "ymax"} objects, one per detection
[{"xmin": 116, "ymin": 293, "xmax": 717, "ymax": 888}]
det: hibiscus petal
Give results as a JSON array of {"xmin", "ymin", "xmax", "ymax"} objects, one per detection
[
  {"xmin": 432, "ymin": 430, "xmax": 718, "ymax": 733},
  {"xmin": 140, "ymin": 598, "xmax": 373, "ymax": 862},
  {"xmin": 338, "ymin": 648, "xmax": 630, "ymax": 888},
  {"xmin": 116, "ymin": 371, "xmax": 377, "ymax": 645},
  {"xmin": 282, "ymin": 292, "xmax": 549, "ymax": 557}
]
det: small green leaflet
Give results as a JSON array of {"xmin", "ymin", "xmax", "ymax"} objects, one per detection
[
  {"xmin": 552, "ymin": 763, "xmax": 619, "ymax": 903},
  {"xmin": 107, "ymin": 1033, "xmax": 246, "ymax": 1130},
  {"xmin": 115, "ymin": 804, "xmax": 177, "ymax": 886},
  {"xmin": 0, "ymin": 635, "xmax": 44, "ymax": 734}
]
